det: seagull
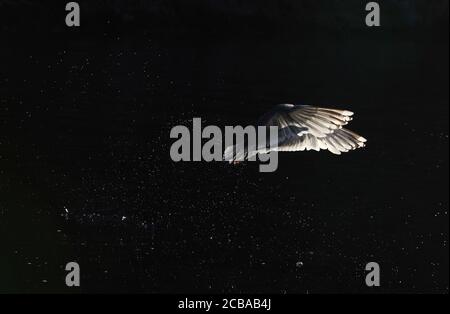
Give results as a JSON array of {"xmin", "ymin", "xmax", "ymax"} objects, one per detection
[{"xmin": 224, "ymin": 104, "xmax": 367, "ymax": 162}]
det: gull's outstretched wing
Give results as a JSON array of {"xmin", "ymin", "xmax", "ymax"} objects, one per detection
[
  {"xmin": 223, "ymin": 104, "xmax": 367, "ymax": 162},
  {"xmin": 259, "ymin": 104, "xmax": 367, "ymax": 155}
]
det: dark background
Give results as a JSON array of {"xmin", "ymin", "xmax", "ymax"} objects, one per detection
[{"xmin": 0, "ymin": 0, "xmax": 448, "ymax": 293}]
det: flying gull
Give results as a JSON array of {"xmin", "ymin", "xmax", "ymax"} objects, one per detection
[{"xmin": 224, "ymin": 104, "xmax": 367, "ymax": 162}]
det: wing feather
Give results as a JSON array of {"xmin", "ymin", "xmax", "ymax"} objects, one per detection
[
  {"xmin": 264, "ymin": 105, "xmax": 366, "ymax": 155},
  {"xmin": 225, "ymin": 104, "xmax": 367, "ymax": 161}
]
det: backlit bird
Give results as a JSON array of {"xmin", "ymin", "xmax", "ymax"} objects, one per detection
[{"xmin": 224, "ymin": 104, "xmax": 367, "ymax": 162}]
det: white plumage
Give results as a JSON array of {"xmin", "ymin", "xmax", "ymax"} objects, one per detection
[{"xmin": 224, "ymin": 104, "xmax": 367, "ymax": 162}]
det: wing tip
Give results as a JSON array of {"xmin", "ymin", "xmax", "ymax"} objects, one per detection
[{"xmin": 342, "ymin": 110, "xmax": 354, "ymax": 116}]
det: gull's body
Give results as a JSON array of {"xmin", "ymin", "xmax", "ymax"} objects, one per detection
[{"xmin": 224, "ymin": 104, "xmax": 367, "ymax": 162}]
